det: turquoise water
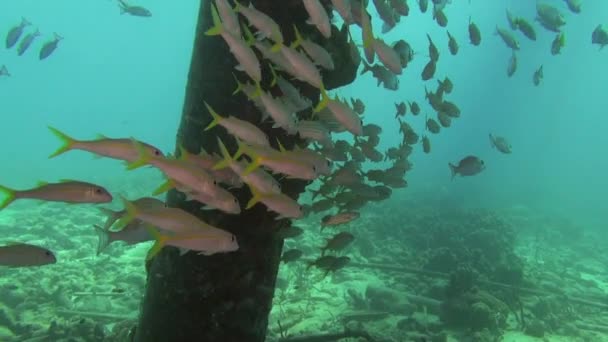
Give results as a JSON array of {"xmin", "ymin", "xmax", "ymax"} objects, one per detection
[{"xmin": 1, "ymin": 1, "xmax": 607, "ymax": 341}]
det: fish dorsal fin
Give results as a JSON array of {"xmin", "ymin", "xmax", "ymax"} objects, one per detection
[
  {"xmin": 36, "ymin": 180, "xmax": 49, "ymax": 187},
  {"xmin": 96, "ymin": 133, "xmax": 108, "ymax": 140}
]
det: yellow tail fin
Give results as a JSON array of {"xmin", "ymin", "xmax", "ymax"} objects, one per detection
[
  {"xmin": 0, "ymin": 185, "xmax": 16, "ymax": 210},
  {"xmin": 203, "ymin": 102, "xmax": 223, "ymax": 131},
  {"xmin": 47, "ymin": 126, "xmax": 76, "ymax": 158},
  {"xmin": 205, "ymin": 4, "xmax": 224, "ymax": 36},
  {"xmin": 213, "ymin": 137, "xmax": 233, "ymax": 170},
  {"xmin": 146, "ymin": 226, "xmax": 168, "ymax": 260}
]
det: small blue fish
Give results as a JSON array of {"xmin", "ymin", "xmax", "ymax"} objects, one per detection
[
  {"xmin": 39, "ymin": 33, "xmax": 63, "ymax": 60},
  {"xmin": 0, "ymin": 65, "xmax": 9, "ymax": 77},
  {"xmin": 17, "ymin": 28, "xmax": 41, "ymax": 56},
  {"xmin": 118, "ymin": 0, "xmax": 152, "ymax": 17},
  {"xmin": 6, "ymin": 17, "xmax": 30, "ymax": 49}
]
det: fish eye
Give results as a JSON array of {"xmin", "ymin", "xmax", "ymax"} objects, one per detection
[
  {"xmin": 213, "ymin": 180, "xmax": 217, "ymax": 185},
  {"xmin": 95, "ymin": 188, "xmax": 103, "ymax": 194},
  {"xmin": 233, "ymin": 198, "xmax": 238, "ymax": 203},
  {"xmin": 231, "ymin": 235, "xmax": 236, "ymax": 242},
  {"xmin": 326, "ymin": 160, "xmax": 331, "ymax": 167},
  {"xmin": 312, "ymin": 165, "xmax": 317, "ymax": 172},
  {"xmin": 45, "ymin": 251, "xmax": 52, "ymax": 256},
  {"xmin": 154, "ymin": 149, "xmax": 161, "ymax": 156}
]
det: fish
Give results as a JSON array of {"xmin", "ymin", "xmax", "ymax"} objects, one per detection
[
  {"xmin": 360, "ymin": 3, "xmax": 375, "ymax": 63},
  {"xmin": 0, "ymin": 180, "xmax": 112, "ymax": 210},
  {"xmin": 256, "ymin": 84, "xmax": 298, "ymax": 134},
  {"xmin": 0, "ymin": 65, "xmax": 9, "ymax": 77},
  {"xmin": 117, "ymin": 196, "xmax": 218, "ymax": 234},
  {"xmin": 418, "ymin": 0, "xmax": 428, "ymax": 13},
  {"xmin": 515, "ymin": 18, "xmax": 537, "ymax": 41},
  {"xmin": 318, "ymin": 91, "xmax": 363, "ymax": 136},
  {"xmin": 273, "ymin": 41, "xmax": 324, "ymax": 90},
  {"xmin": 94, "ymin": 223, "xmax": 152, "ymax": 255},
  {"xmin": 0, "ymin": 243, "xmax": 56, "ymax": 267},
  {"xmin": 203, "ymin": 102, "xmax": 269, "ymax": 147},
  {"xmin": 206, "ymin": 4, "xmax": 261, "ymax": 83},
  {"xmin": 496, "ymin": 26, "xmax": 520, "ymax": 50},
  {"xmin": 117, "ymin": 0, "xmax": 152, "ymax": 17},
  {"xmin": 146, "ymin": 226, "xmax": 238, "ymax": 260},
  {"xmin": 47, "ymin": 126, "xmax": 164, "ymax": 162},
  {"xmin": 214, "ymin": 0, "xmax": 241, "ymax": 37},
  {"xmin": 321, "ymin": 232, "xmax": 355, "ymax": 255},
  {"xmin": 437, "ymin": 77, "xmax": 453, "ymax": 94},
  {"xmin": 39, "ymin": 33, "xmax": 63, "ymax": 60},
  {"xmin": 468, "ymin": 17, "xmax": 481, "ymax": 46},
  {"xmin": 215, "ymin": 139, "xmax": 282, "ymax": 195},
  {"xmin": 395, "ymin": 102, "xmax": 407, "ymax": 118},
  {"xmin": 331, "ymin": 0, "xmax": 353, "ymax": 24},
  {"xmin": 128, "ymin": 141, "xmax": 223, "ymax": 197},
  {"xmin": 5, "ymin": 18, "xmax": 30, "ymax": 49},
  {"xmin": 449, "ymin": 156, "xmax": 485, "ymax": 179},
  {"xmin": 373, "ymin": 38, "xmax": 403, "ymax": 74},
  {"xmin": 99, "ymin": 197, "xmax": 166, "ymax": 230},
  {"xmin": 281, "ymin": 249, "xmax": 303, "ymax": 263},
  {"xmin": 17, "ymin": 28, "xmax": 41, "ymax": 56},
  {"xmin": 506, "ymin": 9, "xmax": 518, "ymax": 30},
  {"xmin": 551, "ymin": 33, "xmax": 565, "ymax": 55},
  {"xmin": 297, "ymin": 120, "xmax": 333, "ymax": 147},
  {"xmin": 592, "ymin": 25, "xmax": 608, "ymax": 49},
  {"xmin": 437, "ymin": 111, "xmax": 451, "ymax": 128},
  {"xmin": 276, "ymin": 225, "xmax": 304, "ymax": 239},
  {"xmin": 361, "ymin": 61, "xmax": 399, "ymax": 90},
  {"xmin": 234, "ymin": 0, "xmax": 283, "ymax": 44},
  {"xmin": 276, "ymin": 76, "xmax": 312, "ymax": 111},
  {"xmin": 186, "ymin": 189, "xmax": 241, "ymax": 215},
  {"xmin": 447, "ymin": 31, "xmax": 459, "ymax": 55},
  {"xmin": 292, "ymin": 26, "xmax": 334, "ymax": 70},
  {"xmin": 246, "ymin": 184, "xmax": 303, "ymax": 219},
  {"xmin": 563, "ymin": 0, "xmax": 581, "ymax": 14},
  {"xmin": 489, "ymin": 134, "xmax": 512, "ymax": 154},
  {"xmin": 422, "ymin": 135, "xmax": 431, "ymax": 154},
  {"xmin": 533, "ymin": 65, "xmax": 543, "ymax": 86},
  {"xmin": 390, "ymin": 0, "xmax": 409, "ymax": 16},
  {"xmin": 392, "ymin": 39, "xmax": 414, "ymax": 68},
  {"xmin": 433, "ymin": 7, "xmax": 448, "ymax": 27},
  {"xmin": 507, "ymin": 51, "xmax": 517, "ymax": 77},
  {"xmin": 421, "ymin": 60, "xmax": 436, "ymax": 81},
  {"xmin": 426, "ymin": 117, "xmax": 440, "ymax": 134},
  {"xmin": 321, "ymin": 211, "xmax": 360, "ymax": 228},
  {"xmin": 303, "ymin": 0, "xmax": 332, "ymax": 38},
  {"xmin": 235, "ymin": 141, "xmax": 318, "ymax": 181},
  {"xmin": 427, "ymin": 34, "xmax": 439, "ymax": 62},
  {"xmin": 536, "ymin": 3, "xmax": 566, "ymax": 33},
  {"xmin": 307, "ymin": 255, "xmax": 350, "ymax": 277},
  {"xmin": 180, "ymin": 148, "xmax": 243, "ymax": 189},
  {"xmin": 409, "ymin": 101, "xmax": 420, "ymax": 115}
]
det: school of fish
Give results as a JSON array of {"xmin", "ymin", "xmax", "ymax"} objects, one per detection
[{"xmin": 0, "ymin": 0, "xmax": 603, "ymax": 272}]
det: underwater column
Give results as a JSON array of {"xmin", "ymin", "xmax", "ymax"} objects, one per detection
[{"xmin": 133, "ymin": 1, "xmax": 357, "ymax": 341}]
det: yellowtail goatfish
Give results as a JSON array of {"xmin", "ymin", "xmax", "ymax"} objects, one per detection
[
  {"xmin": 206, "ymin": 4, "xmax": 262, "ymax": 83},
  {"xmin": 246, "ymin": 184, "xmax": 303, "ymax": 219},
  {"xmin": 214, "ymin": 138, "xmax": 281, "ymax": 194},
  {"xmin": 94, "ymin": 222, "xmax": 152, "ymax": 255},
  {"xmin": 235, "ymin": 141, "xmax": 318, "ymax": 180},
  {"xmin": 99, "ymin": 197, "xmax": 166, "ymax": 230},
  {"xmin": 127, "ymin": 141, "xmax": 223, "ymax": 197},
  {"xmin": 203, "ymin": 102, "xmax": 269, "ymax": 147},
  {"xmin": 0, "ymin": 243, "xmax": 56, "ymax": 267},
  {"xmin": 0, "ymin": 180, "xmax": 112, "ymax": 210},
  {"xmin": 47, "ymin": 126, "xmax": 164, "ymax": 162},
  {"xmin": 146, "ymin": 226, "xmax": 239, "ymax": 260}
]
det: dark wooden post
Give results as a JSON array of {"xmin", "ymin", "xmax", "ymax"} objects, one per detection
[{"xmin": 134, "ymin": 1, "xmax": 357, "ymax": 341}]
